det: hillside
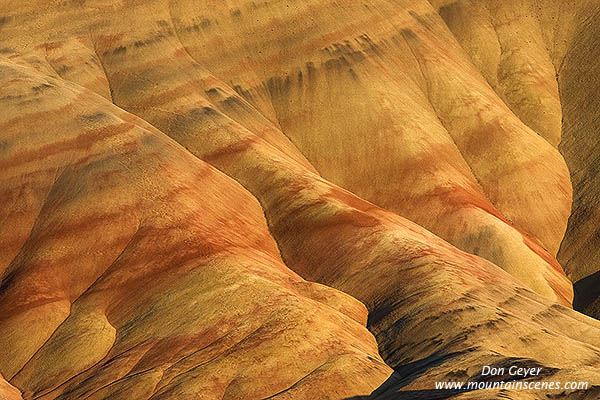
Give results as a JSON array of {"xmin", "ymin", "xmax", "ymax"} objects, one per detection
[{"xmin": 1, "ymin": 0, "xmax": 599, "ymax": 398}]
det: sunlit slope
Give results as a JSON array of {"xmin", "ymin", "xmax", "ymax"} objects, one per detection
[
  {"xmin": 0, "ymin": 0, "xmax": 574, "ymax": 304},
  {"xmin": 1, "ymin": 52, "xmax": 600, "ymax": 399},
  {"xmin": 0, "ymin": 58, "xmax": 391, "ymax": 399},
  {"xmin": 430, "ymin": 0, "xmax": 600, "ymax": 319},
  {"xmin": 1, "ymin": 0, "xmax": 600, "ymax": 399},
  {"xmin": 167, "ymin": 0, "xmax": 574, "ymax": 301},
  {"xmin": 0, "ymin": 375, "xmax": 22, "ymax": 400}
]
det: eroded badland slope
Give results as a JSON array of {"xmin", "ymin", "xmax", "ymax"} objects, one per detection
[{"xmin": 1, "ymin": 0, "xmax": 599, "ymax": 399}]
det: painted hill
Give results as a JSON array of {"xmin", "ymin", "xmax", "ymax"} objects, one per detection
[{"xmin": 0, "ymin": 0, "xmax": 599, "ymax": 398}]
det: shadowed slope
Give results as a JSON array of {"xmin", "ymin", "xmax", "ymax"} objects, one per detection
[{"xmin": 556, "ymin": 6, "xmax": 600, "ymax": 319}]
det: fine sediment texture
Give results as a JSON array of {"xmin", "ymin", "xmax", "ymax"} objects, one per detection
[
  {"xmin": 1, "ymin": 0, "xmax": 599, "ymax": 399},
  {"xmin": 431, "ymin": 0, "xmax": 600, "ymax": 321}
]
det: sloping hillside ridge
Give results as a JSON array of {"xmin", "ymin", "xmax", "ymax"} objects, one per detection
[{"xmin": 0, "ymin": 0, "xmax": 599, "ymax": 399}]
